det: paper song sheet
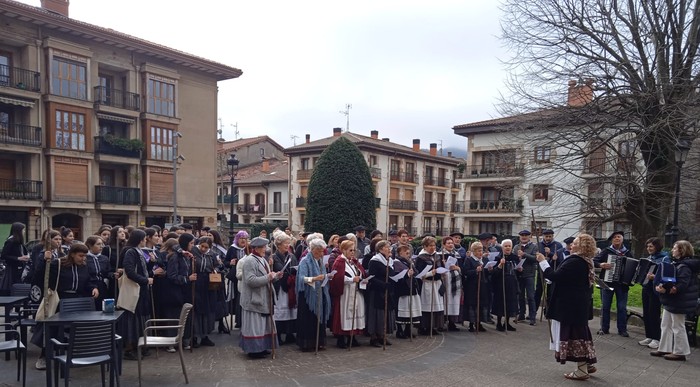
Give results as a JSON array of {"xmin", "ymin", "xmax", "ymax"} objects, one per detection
[
  {"xmin": 445, "ymin": 256, "xmax": 458, "ymax": 268},
  {"xmin": 359, "ymin": 274, "xmax": 375, "ymax": 290},
  {"xmin": 484, "ymin": 261, "xmax": 497, "ymax": 269},
  {"xmin": 435, "ymin": 267, "xmax": 449, "ymax": 275},
  {"xmin": 487, "ymin": 252, "xmax": 499, "ymax": 261},
  {"xmin": 416, "ymin": 265, "xmax": 433, "ymax": 279},
  {"xmin": 321, "ymin": 270, "xmax": 337, "ymax": 287},
  {"xmin": 390, "ymin": 269, "xmax": 408, "ymax": 282}
]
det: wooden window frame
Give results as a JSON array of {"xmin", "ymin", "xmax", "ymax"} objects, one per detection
[
  {"xmin": 149, "ymin": 125, "xmax": 175, "ymax": 161},
  {"xmin": 51, "ymin": 57, "xmax": 87, "ymax": 100},
  {"xmin": 533, "ymin": 184, "xmax": 549, "ymax": 201},
  {"xmin": 55, "ymin": 109, "xmax": 86, "ymax": 151},
  {"xmin": 146, "ymin": 78, "xmax": 176, "ymax": 117},
  {"xmin": 534, "ymin": 146, "xmax": 551, "ymax": 163}
]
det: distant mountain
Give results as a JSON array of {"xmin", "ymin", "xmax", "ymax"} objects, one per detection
[{"xmin": 420, "ymin": 146, "xmax": 467, "ymax": 159}]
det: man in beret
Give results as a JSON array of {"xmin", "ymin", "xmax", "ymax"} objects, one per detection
[
  {"xmin": 594, "ymin": 231, "xmax": 634, "ymax": 337},
  {"xmin": 477, "ymin": 232, "xmax": 497, "ymax": 324},
  {"xmin": 450, "ymin": 232, "xmax": 467, "ymax": 259},
  {"xmin": 536, "ymin": 229, "xmax": 564, "ymax": 312},
  {"xmin": 514, "ymin": 230, "xmax": 539, "ymax": 325},
  {"xmin": 558, "ymin": 237, "xmax": 575, "ymax": 261},
  {"xmin": 354, "ymin": 226, "xmax": 371, "ymax": 256}
]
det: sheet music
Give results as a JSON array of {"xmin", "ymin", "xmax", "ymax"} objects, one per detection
[
  {"xmin": 484, "ymin": 261, "xmax": 497, "ymax": 269},
  {"xmin": 445, "ymin": 256, "xmax": 458, "ymax": 268},
  {"xmin": 359, "ymin": 274, "xmax": 375, "ymax": 290},
  {"xmin": 321, "ymin": 270, "xmax": 337, "ymax": 287},
  {"xmin": 515, "ymin": 258, "xmax": 525, "ymax": 270},
  {"xmin": 487, "ymin": 252, "xmax": 499, "ymax": 261},
  {"xmin": 390, "ymin": 269, "xmax": 408, "ymax": 282},
  {"xmin": 416, "ymin": 265, "xmax": 433, "ymax": 279},
  {"xmin": 435, "ymin": 267, "xmax": 449, "ymax": 275},
  {"xmin": 323, "ymin": 254, "xmax": 330, "ymax": 267},
  {"xmin": 281, "ymin": 259, "xmax": 291, "ymax": 272}
]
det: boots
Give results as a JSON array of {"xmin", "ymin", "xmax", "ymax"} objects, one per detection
[{"xmin": 336, "ymin": 336, "xmax": 348, "ymax": 349}]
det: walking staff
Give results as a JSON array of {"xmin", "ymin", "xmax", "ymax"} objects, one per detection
[
  {"xmin": 190, "ymin": 253, "xmax": 196, "ymax": 353},
  {"xmin": 476, "ymin": 266, "xmax": 482, "ymax": 335},
  {"xmin": 501, "ymin": 255, "xmax": 507, "ymax": 336},
  {"xmin": 267, "ymin": 264, "xmax": 277, "ymax": 359},
  {"xmin": 531, "ymin": 210, "xmax": 553, "ymax": 343},
  {"xmin": 348, "ymin": 274, "xmax": 359, "ymax": 351},
  {"xmin": 315, "ymin": 260, "xmax": 322, "ymax": 356},
  {"xmin": 409, "ymin": 260, "xmax": 414, "ymax": 342},
  {"xmin": 429, "ymin": 256, "xmax": 436, "ymax": 338},
  {"xmin": 383, "ymin": 256, "xmax": 389, "ymax": 351}
]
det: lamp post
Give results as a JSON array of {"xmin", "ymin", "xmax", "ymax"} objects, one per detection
[
  {"xmin": 172, "ymin": 131, "xmax": 184, "ymax": 224},
  {"xmin": 667, "ymin": 137, "xmax": 692, "ymax": 244},
  {"xmin": 227, "ymin": 154, "xmax": 240, "ymax": 244}
]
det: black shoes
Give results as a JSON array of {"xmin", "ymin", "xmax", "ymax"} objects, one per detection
[
  {"xmin": 478, "ymin": 324, "xmax": 487, "ymax": 332},
  {"xmin": 619, "ymin": 331, "xmax": 629, "ymax": 337},
  {"xmin": 448, "ymin": 322, "xmax": 460, "ymax": 332},
  {"xmin": 218, "ymin": 324, "xmax": 230, "ymax": 334},
  {"xmin": 200, "ymin": 336, "xmax": 215, "ymax": 346},
  {"xmin": 351, "ymin": 337, "xmax": 361, "ymax": 347},
  {"xmin": 506, "ymin": 324, "xmax": 516, "ymax": 331},
  {"xmin": 192, "ymin": 337, "xmax": 200, "ymax": 348},
  {"xmin": 336, "ymin": 337, "xmax": 348, "ymax": 349},
  {"xmin": 496, "ymin": 323, "xmax": 506, "ymax": 332}
]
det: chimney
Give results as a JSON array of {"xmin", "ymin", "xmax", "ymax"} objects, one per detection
[
  {"xmin": 567, "ymin": 79, "xmax": 594, "ymax": 107},
  {"xmin": 261, "ymin": 158, "xmax": 270, "ymax": 173},
  {"xmin": 447, "ymin": 151, "xmax": 452, "ymax": 157},
  {"xmin": 41, "ymin": 0, "xmax": 69, "ymax": 17},
  {"xmin": 333, "ymin": 127, "xmax": 342, "ymax": 137},
  {"xmin": 305, "ymin": 134, "xmax": 310, "ymax": 144},
  {"xmin": 382, "ymin": 138, "xmax": 390, "ymax": 142},
  {"xmin": 429, "ymin": 143, "xmax": 437, "ymax": 156},
  {"xmin": 412, "ymin": 139, "xmax": 420, "ymax": 152},
  {"xmin": 370, "ymin": 130, "xmax": 379, "ymax": 139}
]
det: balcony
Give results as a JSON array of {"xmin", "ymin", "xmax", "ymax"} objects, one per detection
[
  {"xmin": 388, "ymin": 199, "xmax": 418, "ymax": 210},
  {"xmin": 451, "ymin": 202, "xmax": 464, "ymax": 213},
  {"xmin": 424, "ymin": 201, "xmax": 448, "ymax": 212},
  {"xmin": 237, "ymin": 204, "xmax": 266, "ymax": 214},
  {"xmin": 94, "ymin": 136, "xmax": 142, "ymax": 158},
  {"xmin": 459, "ymin": 164, "xmax": 525, "ymax": 179},
  {"xmin": 296, "ymin": 197, "xmax": 306, "ymax": 207},
  {"xmin": 0, "ymin": 64, "xmax": 41, "ymax": 92},
  {"xmin": 462, "ymin": 199, "xmax": 524, "ymax": 213},
  {"xmin": 583, "ymin": 157, "xmax": 607, "ymax": 174},
  {"xmin": 297, "ymin": 169, "xmax": 313, "ymax": 180},
  {"xmin": 217, "ymin": 194, "xmax": 237, "ymax": 204},
  {"xmin": 270, "ymin": 203, "xmax": 289, "ymax": 214},
  {"xmin": 389, "ymin": 171, "xmax": 419, "ymax": 184},
  {"xmin": 0, "ymin": 123, "xmax": 42, "ymax": 147},
  {"xmin": 94, "ymin": 86, "xmax": 141, "ymax": 111},
  {"xmin": 370, "ymin": 167, "xmax": 382, "ymax": 179},
  {"xmin": 582, "ymin": 197, "xmax": 605, "ymax": 212},
  {"xmin": 424, "ymin": 176, "xmax": 451, "ymax": 188},
  {"xmin": 95, "ymin": 186, "xmax": 140, "ymax": 205},
  {"xmin": 0, "ymin": 179, "xmax": 42, "ymax": 200}
]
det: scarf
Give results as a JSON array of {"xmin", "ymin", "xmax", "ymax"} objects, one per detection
[
  {"xmin": 295, "ymin": 252, "xmax": 330, "ymax": 321},
  {"xmin": 442, "ymin": 249, "xmax": 460, "ymax": 293},
  {"xmin": 369, "ymin": 252, "xmax": 394, "ymax": 268}
]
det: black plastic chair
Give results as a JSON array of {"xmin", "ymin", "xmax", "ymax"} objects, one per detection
[
  {"xmin": 59, "ymin": 297, "xmax": 96, "ymax": 313},
  {"xmin": 51, "ymin": 320, "xmax": 118, "ymax": 387},
  {"xmin": 0, "ymin": 323, "xmax": 26, "ymax": 387}
]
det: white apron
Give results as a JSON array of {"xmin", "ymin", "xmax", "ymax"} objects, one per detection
[{"xmin": 339, "ymin": 259, "xmax": 365, "ymax": 331}]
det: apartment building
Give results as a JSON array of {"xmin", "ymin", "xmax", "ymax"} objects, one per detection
[
  {"xmin": 285, "ymin": 128, "xmax": 462, "ymax": 236},
  {"xmin": 0, "ymin": 0, "xmax": 241, "ymax": 239}
]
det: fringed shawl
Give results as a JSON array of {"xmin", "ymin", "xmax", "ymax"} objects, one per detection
[{"xmin": 295, "ymin": 251, "xmax": 331, "ymax": 321}]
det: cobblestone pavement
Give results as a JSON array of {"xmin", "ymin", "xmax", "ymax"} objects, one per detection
[{"xmin": 0, "ymin": 315, "xmax": 698, "ymax": 386}]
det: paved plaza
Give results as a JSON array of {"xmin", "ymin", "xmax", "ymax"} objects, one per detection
[{"xmin": 1, "ymin": 315, "xmax": 698, "ymax": 386}]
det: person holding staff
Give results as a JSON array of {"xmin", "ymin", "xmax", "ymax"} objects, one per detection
[
  {"xmin": 271, "ymin": 231, "xmax": 299, "ymax": 345},
  {"xmin": 463, "ymin": 241, "xmax": 488, "ymax": 332},
  {"xmin": 393, "ymin": 244, "xmax": 420, "ymax": 339},
  {"xmin": 492, "ymin": 239, "xmax": 519, "ymax": 332},
  {"xmin": 415, "ymin": 236, "xmax": 444, "ymax": 336},
  {"xmin": 638, "ymin": 238, "xmax": 669, "ymax": 349},
  {"xmin": 330, "ymin": 240, "xmax": 365, "ymax": 348},
  {"xmin": 367, "ymin": 240, "xmax": 396, "ymax": 348},
  {"xmin": 441, "ymin": 236, "xmax": 462, "ymax": 331},
  {"xmin": 295, "ymin": 237, "xmax": 331, "ymax": 352},
  {"xmin": 535, "ymin": 234, "xmax": 597, "ymax": 381}
]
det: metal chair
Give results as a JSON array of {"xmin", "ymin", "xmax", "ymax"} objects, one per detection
[
  {"xmin": 0, "ymin": 323, "xmax": 26, "ymax": 387},
  {"xmin": 59, "ymin": 297, "xmax": 96, "ymax": 313},
  {"xmin": 137, "ymin": 303, "xmax": 193, "ymax": 386},
  {"xmin": 50, "ymin": 320, "xmax": 118, "ymax": 387}
]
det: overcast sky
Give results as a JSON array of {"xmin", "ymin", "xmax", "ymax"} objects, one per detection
[{"xmin": 21, "ymin": 0, "xmax": 510, "ymax": 150}]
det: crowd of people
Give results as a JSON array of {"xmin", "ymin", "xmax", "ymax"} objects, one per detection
[{"xmin": 1, "ymin": 221, "xmax": 698, "ymax": 380}]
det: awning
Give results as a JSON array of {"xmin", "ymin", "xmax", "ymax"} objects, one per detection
[
  {"xmin": 0, "ymin": 96, "xmax": 35, "ymax": 108},
  {"xmin": 96, "ymin": 113, "xmax": 136, "ymax": 124}
]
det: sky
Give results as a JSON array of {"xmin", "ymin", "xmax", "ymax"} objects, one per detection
[{"xmin": 19, "ymin": 0, "xmax": 511, "ymax": 150}]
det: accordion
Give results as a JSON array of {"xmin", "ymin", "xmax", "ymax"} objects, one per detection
[
  {"xmin": 601, "ymin": 255, "xmax": 638, "ymax": 285},
  {"xmin": 633, "ymin": 258, "xmax": 657, "ymax": 286}
]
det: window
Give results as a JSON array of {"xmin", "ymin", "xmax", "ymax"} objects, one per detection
[
  {"xmin": 273, "ymin": 192, "xmax": 282, "ymax": 213},
  {"xmin": 149, "ymin": 126, "xmax": 174, "ymax": 161},
  {"xmin": 300, "ymin": 158, "xmax": 310, "ymax": 170},
  {"xmin": 390, "ymin": 160, "xmax": 400, "ymax": 179},
  {"xmin": 369, "ymin": 155, "xmax": 377, "ymax": 166},
  {"xmin": 534, "ymin": 146, "xmax": 551, "ymax": 163},
  {"xmin": 55, "ymin": 110, "xmax": 85, "ymax": 150},
  {"xmin": 146, "ymin": 78, "xmax": 175, "ymax": 117},
  {"xmin": 51, "ymin": 57, "xmax": 87, "ymax": 100},
  {"xmin": 478, "ymin": 221, "xmax": 512, "ymax": 235},
  {"xmin": 582, "ymin": 220, "xmax": 603, "ymax": 239},
  {"xmin": 533, "ymin": 184, "xmax": 549, "ymax": 201},
  {"xmin": 0, "ymin": 52, "xmax": 10, "ymax": 86}
]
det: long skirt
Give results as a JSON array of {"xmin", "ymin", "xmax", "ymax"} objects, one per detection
[
  {"xmin": 366, "ymin": 295, "xmax": 395, "ymax": 336},
  {"xmin": 296, "ymin": 292, "xmax": 327, "ymax": 351},
  {"xmin": 193, "ymin": 311, "xmax": 215, "ymax": 338},
  {"xmin": 273, "ymin": 288, "xmax": 298, "ymax": 321},
  {"xmin": 239, "ymin": 309, "xmax": 276, "ymax": 354},
  {"xmin": 119, "ymin": 310, "xmax": 147, "ymax": 348},
  {"xmin": 550, "ymin": 319, "xmax": 597, "ymax": 364},
  {"xmin": 396, "ymin": 294, "xmax": 421, "ymax": 325},
  {"xmin": 492, "ymin": 275, "xmax": 519, "ymax": 318}
]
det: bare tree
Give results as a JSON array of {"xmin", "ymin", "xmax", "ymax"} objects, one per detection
[{"xmin": 498, "ymin": 0, "xmax": 700, "ymax": 253}]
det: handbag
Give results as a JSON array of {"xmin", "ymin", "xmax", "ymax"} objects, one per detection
[
  {"xmin": 36, "ymin": 260, "xmax": 61, "ymax": 321},
  {"xmin": 209, "ymin": 272, "xmax": 222, "ymax": 290}
]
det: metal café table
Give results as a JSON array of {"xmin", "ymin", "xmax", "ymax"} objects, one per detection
[
  {"xmin": 43, "ymin": 310, "xmax": 124, "ymax": 387},
  {"xmin": 0, "ymin": 295, "xmax": 28, "ymax": 360}
]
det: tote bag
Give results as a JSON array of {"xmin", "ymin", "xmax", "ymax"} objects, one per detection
[
  {"xmin": 36, "ymin": 261, "xmax": 61, "ymax": 321},
  {"xmin": 116, "ymin": 273, "xmax": 140, "ymax": 313}
]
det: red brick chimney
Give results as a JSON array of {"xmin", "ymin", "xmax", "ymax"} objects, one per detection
[
  {"xmin": 568, "ymin": 79, "xmax": 594, "ymax": 107},
  {"xmin": 429, "ymin": 143, "xmax": 437, "ymax": 156},
  {"xmin": 333, "ymin": 127, "xmax": 342, "ymax": 137},
  {"xmin": 41, "ymin": 0, "xmax": 69, "ymax": 17},
  {"xmin": 370, "ymin": 130, "xmax": 379, "ymax": 139},
  {"xmin": 412, "ymin": 139, "xmax": 420, "ymax": 152},
  {"xmin": 305, "ymin": 134, "xmax": 310, "ymax": 144},
  {"xmin": 261, "ymin": 158, "xmax": 270, "ymax": 173}
]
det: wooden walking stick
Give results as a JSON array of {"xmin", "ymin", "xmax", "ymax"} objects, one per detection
[
  {"xmin": 408, "ymin": 261, "xmax": 414, "ymax": 342},
  {"xmin": 383, "ymin": 257, "xmax": 389, "ymax": 351},
  {"xmin": 268, "ymin": 265, "xmax": 277, "ymax": 360},
  {"xmin": 429, "ymin": 256, "xmax": 436, "ymax": 338},
  {"xmin": 149, "ymin": 283, "xmax": 159, "ymax": 356},
  {"xmin": 349, "ymin": 259, "xmax": 359, "ymax": 351},
  {"xmin": 41, "ymin": 250, "xmax": 52, "ymax": 320},
  {"xmin": 501, "ymin": 258, "xmax": 507, "ymax": 335},
  {"xmin": 443, "ymin": 254, "xmax": 448, "ymax": 331},
  {"xmin": 114, "ymin": 239, "xmax": 121, "ymax": 299},
  {"xmin": 314, "ymin": 259, "xmax": 323, "ymax": 356},
  {"xmin": 475, "ymin": 267, "xmax": 482, "ymax": 335},
  {"xmin": 190, "ymin": 254, "xmax": 196, "ymax": 353},
  {"xmin": 531, "ymin": 210, "xmax": 553, "ymax": 340}
]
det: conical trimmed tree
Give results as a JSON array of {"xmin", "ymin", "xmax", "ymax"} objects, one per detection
[{"xmin": 304, "ymin": 137, "xmax": 376, "ymax": 237}]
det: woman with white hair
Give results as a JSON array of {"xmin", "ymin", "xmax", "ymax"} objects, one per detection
[
  {"xmin": 295, "ymin": 237, "xmax": 331, "ymax": 351},
  {"xmin": 271, "ymin": 231, "xmax": 299, "ymax": 344},
  {"xmin": 492, "ymin": 239, "xmax": 519, "ymax": 332}
]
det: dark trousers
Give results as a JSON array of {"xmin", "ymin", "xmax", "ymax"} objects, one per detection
[
  {"xmin": 518, "ymin": 276, "xmax": 536, "ymax": 322},
  {"xmin": 641, "ymin": 284, "xmax": 662, "ymax": 340},
  {"xmin": 600, "ymin": 286, "xmax": 628, "ymax": 333}
]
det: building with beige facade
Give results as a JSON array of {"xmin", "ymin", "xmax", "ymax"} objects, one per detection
[
  {"xmin": 285, "ymin": 128, "xmax": 463, "ymax": 237},
  {"xmin": 0, "ymin": 0, "xmax": 241, "ymax": 240}
]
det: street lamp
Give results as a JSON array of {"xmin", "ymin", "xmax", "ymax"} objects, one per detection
[
  {"xmin": 667, "ymin": 137, "xmax": 692, "ymax": 244},
  {"xmin": 172, "ymin": 131, "xmax": 184, "ymax": 224},
  {"xmin": 227, "ymin": 153, "xmax": 240, "ymax": 244}
]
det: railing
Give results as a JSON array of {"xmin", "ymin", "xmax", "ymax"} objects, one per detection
[
  {"xmin": 581, "ymin": 197, "xmax": 605, "ymax": 212},
  {"xmin": 295, "ymin": 197, "xmax": 306, "ymax": 207},
  {"xmin": 217, "ymin": 194, "xmax": 237, "ymax": 204},
  {"xmin": 462, "ymin": 199, "xmax": 524, "ymax": 213},
  {"xmin": 95, "ymin": 185, "xmax": 140, "ymax": 205},
  {"xmin": 94, "ymin": 136, "xmax": 141, "ymax": 158},
  {"xmin": 0, "ymin": 64, "xmax": 41, "ymax": 92},
  {"xmin": 389, "ymin": 171, "xmax": 419, "ymax": 183},
  {"xmin": 0, "ymin": 123, "xmax": 42, "ymax": 147},
  {"xmin": 460, "ymin": 163, "xmax": 525, "ymax": 178},
  {"xmin": 375, "ymin": 197, "xmax": 381, "ymax": 208},
  {"xmin": 94, "ymin": 86, "xmax": 141, "ymax": 111},
  {"xmin": 388, "ymin": 199, "xmax": 418, "ymax": 210},
  {"xmin": 236, "ymin": 204, "xmax": 266, "ymax": 213},
  {"xmin": 424, "ymin": 201, "xmax": 449, "ymax": 212},
  {"xmin": 451, "ymin": 202, "xmax": 464, "ymax": 213},
  {"xmin": 424, "ymin": 176, "xmax": 451, "ymax": 187},
  {"xmin": 0, "ymin": 179, "xmax": 42, "ymax": 200},
  {"xmin": 297, "ymin": 169, "xmax": 313, "ymax": 180},
  {"xmin": 370, "ymin": 167, "xmax": 381, "ymax": 179},
  {"xmin": 270, "ymin": 203, "xmax": 289, "ymax": 214},
  {"xmin": 583, "ymin": 157, "xmax": 607, "ymax": 173}
]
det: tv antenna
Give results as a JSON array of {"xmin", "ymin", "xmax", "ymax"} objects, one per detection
[
  {"xmin": 290, "ymin": 134, "xmax": 299, "ymax": 145},
  {"xmin": 217, "ymin": 118, "xmax": 224, "ymax": 140},
  {"xmin": 231, "ymin": 122, "xmax": 240, "ymax": 140},
  {"xmin": 339, "ymin": 103, "xmax": 352, "ymax": 132},
  {"xmin": 439, "ymin": 140, "xmax": 443, "ymax": 156}
]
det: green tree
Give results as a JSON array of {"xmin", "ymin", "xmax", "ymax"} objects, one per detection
[{"xmin": 304, "ymin": 137, "xmax": 376, "ymax": 237}]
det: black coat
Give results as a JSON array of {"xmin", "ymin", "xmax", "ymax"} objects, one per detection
[
  {"xmin": 47, "ymin": 260, "xmax": 99, "ymax": 299},
  {"xmin": 462, "ymin": 256, "xmax": 488, "ymax": 308},
  {"xmin": 164, "ymin": 251, "xmax": 193, "ymax": 307},
  {"xmin": 0, "ymin": 237, "xmax": 27, "ymax": 293},
  {"xmin": 86, "ymin": 252, "xmax": 111, "ymax": 305},
  {"xmin": 272, "ymin": 250, "xmax": 298, "ymax": 294},
  {"xmin": 656, "ymin": 257, "xmax": 700, "ymax": 315},
  {"xmin": 367, "ymin": 255, "xmax": 397, "ymax": 311},
  {"xmin": 121, "ymin": 247, "xmax": 151, "ymax": 316},
  {"xmin": 542, "ymin": 254, "xmax": 592, "ymax": 325}
]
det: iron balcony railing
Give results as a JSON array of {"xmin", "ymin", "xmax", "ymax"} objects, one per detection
[
  {"xmin": 94, "ymin": 86, "xmax": 141, "ymax": 111},
  {"xmin": 0, "ymin": 123, "xmax": 42, "ymax": 147},
  {"xmin": 217, "ymin": 194, "xmax": 237, "ymax": 204},
  {"xmin": 237, "ymin": 204, "xmax": 266, "ymax": 213},
  {"xmin": 93, "ymin": 136, "xmax": 141, "ymax": 158},
  {"xmin": 461, "ymin": 199, "xmax": 524, "ymax": 213},
  {"xmin": 389, "ymin": 171, "xmax": 419, "ymax": 183},
  {"xmin": 0, "ymin": 64, "xmax": 41, "ymax": 92},
  {"xmin": 95, "ymin": 186, "xmax": 140, "ymax": 205},
  {"xmin": 271, "ymin": 203, "xmax": 289, "ymax": 214},
  {"xmin": 388, "ymin": 199, "xmax": 418, "ymax": 210},
  {"xmin": 296, "ymin": 197, "xmax": 306, "ymax": 207},
  {"xmin": 297, "ymin": 169, "xmax": 313, "ymax": 180},
  {"xmin": 460, "ymin": 164, "xmax": 525, "ymax": 178},
  {"xmin": 424, "ymin": 176, "xmax": 451, "ymax": 187},
  {"xmin": 0, "ymin": 179, "xmax": 42, "ymax": 200},
  {"xmin": 370, "ymin": 167, "xmax": 382, "ymax": 179}
]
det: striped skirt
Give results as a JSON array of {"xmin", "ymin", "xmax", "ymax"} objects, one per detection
[{"xmin": 239, "ymin": 309, "xmax": 277, "ymax": 354}]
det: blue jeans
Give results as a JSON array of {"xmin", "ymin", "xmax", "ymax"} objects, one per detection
[
  {"xmin": 600, "ymin": 286, "xmax": 628, "ymax": 333},
  {"xmin": 518, "ymin": 276, "xmax": 536, "ymax": 322}
]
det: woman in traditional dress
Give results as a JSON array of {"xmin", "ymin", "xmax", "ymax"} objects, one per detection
[
  {"xmin": 191, "ymin": 237, "xmax": 217, "ymax": 347},
  {"xmin": 210, "ymin": 230, "xmax": 230, "ymax": 334},
  {"xmin": 441, "ymin": 236, "xmax": 462, "ymax": 331},
  {"xmin": 393, "ymin": 244, "xmax": 420, "ymax": 339},
  {"xmin": 367, "ymin": 240, "xmax": 397, "ymax": 346},
  {"xmin": 415, "ymin": 236, "xmax": 444, "ymax": 336},
  {"xmin": 239, "ymin": 237, "xmax": 281, "ymax": 358},
  {"xmin": 85, "ymin": 235, "xmax": 112, "ymax": 310},
  {"xmin": 330, "ymin": 239, "xmax": 365, "ymax": 348},
  {"xmin": 295, "ymin": 237, "xmax": 331, "ymax": 352},
  {"xmin": 119, "ymin": 229, "xmax": 153, "ymax": 360},
  {"xmin": 271, "ymin": 231, "xmax": 299, "ymax": 345},
  {"xmin": 536, "ymin": 234, "xmax": 597, "ymax": 380},
  {"xmin": 226, "ymin": 230, "xmax": 249, "ymax": 329},
  {"xmin": 463, "ymin": 241, "xmax": 488, "ymax": 332},
  {"xmin": 492, "ymin": 239, "xmax": 519, "ymax": 332}
]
